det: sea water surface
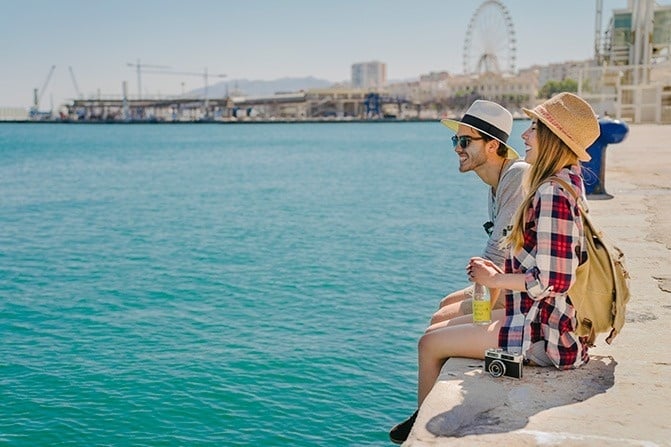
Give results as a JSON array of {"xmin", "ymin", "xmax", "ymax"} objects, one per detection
[{"xmin": 0, "ymin": 121, "xmax": 527, "ymax": 446}]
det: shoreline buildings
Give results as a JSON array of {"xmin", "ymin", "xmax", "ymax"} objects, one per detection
[{"xmin": 5, "ymin": 0, "xmax": 671, "ymax": 124}]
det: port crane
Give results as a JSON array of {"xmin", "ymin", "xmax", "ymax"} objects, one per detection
[
  {"xmin": 126, "ymin": 59, "xmax": 171, "ymax": 99},
  {"xmin": 69, "ymin": 66, "xmax": 83, "ymax": 99},
  {"xmin": 30, "ymin": 65, "xmax": 56, "ymax": 119}
]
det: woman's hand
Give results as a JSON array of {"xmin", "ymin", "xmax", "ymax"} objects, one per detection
[{"xmin": 467, "ymin": 257, "xmax": 501, "ymax": 288}]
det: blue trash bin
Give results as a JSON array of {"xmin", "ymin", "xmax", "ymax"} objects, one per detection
[{"xmin": 581, "ymin": 117, "xmax": 629, "ymax": 199}]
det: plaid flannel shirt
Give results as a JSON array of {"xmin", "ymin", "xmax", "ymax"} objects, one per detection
[{"xmin": 498, "ymin": 166, "xmax": 590, "ymax": 369}]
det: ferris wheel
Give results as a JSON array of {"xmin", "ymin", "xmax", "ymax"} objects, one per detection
[{"xmin": 463, "ymin": 0, "xmax": 517, "ymax": 75}]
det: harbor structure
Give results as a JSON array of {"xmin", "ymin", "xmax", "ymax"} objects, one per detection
[
  {"xmin": 60, "ymin": 87, "xmax": 411, "ymax": 122},
  {"xmin": 5, "ymin": 0, "xmax": 670, "ymax": 124},
  {"xmin": 577, "ymin": 0, "xmax": 671, "ymax": 122}
]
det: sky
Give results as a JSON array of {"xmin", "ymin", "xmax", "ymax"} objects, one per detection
[{"xmin": 0, "ymin": 0, "xmax": 662, "ymax": 109}]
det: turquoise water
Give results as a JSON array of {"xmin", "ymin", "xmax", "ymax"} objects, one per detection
[{"xmin": 0, "ymin": 121, "xmax": 527, "ymax": 446}]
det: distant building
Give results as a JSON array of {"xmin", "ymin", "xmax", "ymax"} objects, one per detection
[
  {"xmin": 0, "ymin": 107, "xmax": 28, "ymax": 121},
  {"xmin": 351, "ymin": 61, "xmax": 387, "ymax": 89},
  {"xmin": 419, "ymin": 71, "xmax": 450, "ymax": 83},
  {"xmin": 601, "ymin": 2, "xmax": 671, "ymax": 66},
  {"xmin": 535, "ymin": 60, "xmax": 595, "ymax": 87},
  {"xmin": 578, "ymin": 0, "xmax": 671, "ymax": 122},
  {"xmin": 444, "ymin": 71, "xmax": 538, "ymax": 111}
]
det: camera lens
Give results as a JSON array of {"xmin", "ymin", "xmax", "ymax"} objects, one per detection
[{"xmin": 488, "ymin": 359, "xmax": 506, "ymax": 378}]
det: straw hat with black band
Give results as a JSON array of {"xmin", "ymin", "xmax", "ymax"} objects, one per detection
[
  {"xmin": 441, "ymin": 100, "xmax": 520, "ymax": 159},
  {"xmin": 522, "ymin": 92, "xmax": 600, "ymax": 162}
]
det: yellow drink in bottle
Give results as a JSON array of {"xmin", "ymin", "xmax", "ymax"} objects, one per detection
[{"xmin": 472, "ymin": 283, "xmax": 491, "ymax": 325}]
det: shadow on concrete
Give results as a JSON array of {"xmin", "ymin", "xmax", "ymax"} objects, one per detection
[{"xmin": 423, "ymin": 355, "xmax": 616, "ymax": 438}]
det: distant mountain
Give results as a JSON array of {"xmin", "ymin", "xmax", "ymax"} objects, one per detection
[{"xmin": 190, "ymin": 76, "xmax": 336, "ymax": 98}]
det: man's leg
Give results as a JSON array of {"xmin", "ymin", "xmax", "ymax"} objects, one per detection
[
  {"xmin": 431, "ymin": 285, "xmax": 504, "ymax": 324},
  {"xmin": 431, "ymin": 286, "xmax": 472, "ymax": 324}
]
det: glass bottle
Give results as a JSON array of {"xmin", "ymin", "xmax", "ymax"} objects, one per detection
[{"xmin": 472, "ymin": 283, "xmax": 491, "ymax": 325}]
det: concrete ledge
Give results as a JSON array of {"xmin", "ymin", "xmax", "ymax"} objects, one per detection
[
  {"xmin": 405, "ymin": 124, "xmax": 671, "ymax": 446},
  {"xmin": 408, "ymin": 357, "xmax": 632, "ymax": 446}
]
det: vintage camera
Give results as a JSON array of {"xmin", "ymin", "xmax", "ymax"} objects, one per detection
[{"xmin": 484, "ymin": 348, "xmax": 523, "ymax": 379}]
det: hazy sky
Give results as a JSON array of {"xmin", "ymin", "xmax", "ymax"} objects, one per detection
[{"xmin": 0, "ymin": 0, "xmax": 659, "ymax": 109}]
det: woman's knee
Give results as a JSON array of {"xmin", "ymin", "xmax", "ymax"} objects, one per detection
[
  {"xmin": 431, "ymin": 301, "xmax": 472, "ymax": 325},
  {"xmin": 418, "ymin": 332, "xmax": 434, "ymax": 357},
  {"xmin": 430, "ymin": 307, "xmax": 451, "ymax": 325},
  {"xmin": 438, "ymin": 294, "xmax": 452, "ymax": 308},
  {"xmin": 439, "ymin": 286, "xmax": 470, "ymax": 308}
]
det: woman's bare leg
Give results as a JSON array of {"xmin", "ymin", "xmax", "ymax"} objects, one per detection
[
  {"xmin": 417, "ymin": 309, "xmax": 506, "ymax": 405},
  {"xmin": 425, "ymin": 312, "xmax": 475, "ymax": 333},
  {"xmin": 438, "ymin": 286, "xmax": 471, "ymax": 308},
  {"xmin": 431, "ymin": 286, "xmax": 505, "ymax": 325},
  {"xmin": 431, "ymin": 286, "xmax": 472, "ymax": 324},
  {"xmin": 430, "ymin": 299, "xmax": 473, "ymax": 324}
]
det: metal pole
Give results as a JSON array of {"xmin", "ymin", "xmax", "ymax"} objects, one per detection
[
  {"xmin": 122, "ymin": 81, "xmax": 130, "ymax": 121},
  {"xmin": 203, "ymin": 68, "xmax": 209, "ymax": 115},
  {"xmin": 642, "ymin": 0, "xmax": 653, "ymax": 84},
  {"xmin": 137, "ymin": 59, "xmax": 142, "ymax": 100},
  {"xmin": 595, "ymin": 0, "xmax": 603, "ymax": 62}
]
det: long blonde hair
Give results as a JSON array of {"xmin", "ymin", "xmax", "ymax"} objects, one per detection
[{"xmin": 504, "ymin": 121, "xmax": 580, "ymax": 250}]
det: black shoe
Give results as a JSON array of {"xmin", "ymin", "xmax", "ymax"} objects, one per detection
[{"xmin": 389, "ymin": 410, "xmax": 418, "ymax": 444}]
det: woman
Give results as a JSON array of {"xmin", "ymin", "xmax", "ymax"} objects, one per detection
[{"xmin": 389, "ymin": 92, "xmax": 600, "ymax": 444}]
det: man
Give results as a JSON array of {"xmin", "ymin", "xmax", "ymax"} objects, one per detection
[{"xmin": 430, "ymin": 100, "xmax": 528, "ymax": 324}]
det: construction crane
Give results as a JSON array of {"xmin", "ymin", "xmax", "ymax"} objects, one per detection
[
  {"xmin": 30, "ymin": 65, "xmax": 56, "ymax": 119},
  {"xmin": 142, "ymin": 67, "xmax": 226, "ymax": 115},
  {"xmin": 126, "ymin": 59, "xmax": 171, "ymax": 99},
  {"xmin": 143, "ymin": 68, "xmax": 226, "ymax": 98},
  {"xmin": 69, "ymin": 66, "xmax": 82, "ymax": 99}
]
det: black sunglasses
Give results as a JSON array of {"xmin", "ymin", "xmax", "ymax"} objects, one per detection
[{"xmin": 451, "ymin": 135, "xmax": 484, "ymax": 149}]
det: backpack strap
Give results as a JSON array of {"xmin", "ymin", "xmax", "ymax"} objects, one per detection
[
  {"xmin": 538, "ymin": 175, "xmax": 598, "ymax": 345},
  {"xmin": 542, "ymin": 176, "xmax": 588, "ymax": 213}
]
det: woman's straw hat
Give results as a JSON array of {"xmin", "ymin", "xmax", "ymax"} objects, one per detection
[
  {"xmin": 522, "ymin": 92, "xmax": 600, "ymax": 162},
  {"xmin": 441, "ymin": 100, "xmax": 519, "ymax": 159}
]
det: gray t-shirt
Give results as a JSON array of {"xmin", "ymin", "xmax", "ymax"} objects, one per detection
[{"xmin": 483, "ymin": 159, "xmax": 529, "ymax": 266}]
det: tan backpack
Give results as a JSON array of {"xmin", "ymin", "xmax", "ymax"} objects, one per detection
[{"xmin": 541, "ymin": 177, "xmax": 631, "ymax": 346}]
